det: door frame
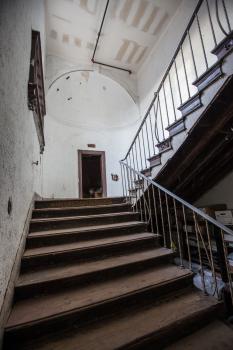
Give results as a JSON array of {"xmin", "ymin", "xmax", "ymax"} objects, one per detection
[{"xmin": 78, "ymin": 150, "xmax": 107, "ymax": 198}]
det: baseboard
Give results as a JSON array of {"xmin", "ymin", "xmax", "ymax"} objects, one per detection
[{"xmin": 0, "ymin": 193, "xmax": 37, "ymax": 348}]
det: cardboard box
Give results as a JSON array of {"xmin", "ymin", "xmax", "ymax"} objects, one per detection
[
  {"xmin": 215, "ymin": 210, "xmax": 233, "ymax": 226},
  {"xmin": 199, "ymin": 204, "xmax": 227, "ymax": 219}
]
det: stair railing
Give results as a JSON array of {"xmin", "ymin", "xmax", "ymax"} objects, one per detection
[
  {"xmin": 122, "ymin": 0, "xmax": 233, "ymax": 173},
  {"xmin": 120, "ymin": 160, "xmax": 233, "ymax": 305}
]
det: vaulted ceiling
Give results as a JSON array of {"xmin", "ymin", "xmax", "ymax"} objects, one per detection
[{"xmin": 45, "ymin": 0, "xmax": 182, "ymax": 74}]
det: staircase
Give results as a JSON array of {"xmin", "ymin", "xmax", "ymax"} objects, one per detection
[{"xmin": 3, "ymin": 196, "xmax": 225, "ymax": 349}]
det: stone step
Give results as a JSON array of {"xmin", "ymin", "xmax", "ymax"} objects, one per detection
[
  {"xmin": 16, "ymin": 247, "xmax": 172, "ymax": 300},
  {"xmin": 35, "ymin": 197, "xmax": 126, "ymax": 209},
  {"xmin": 29, "ymin": 212, "xmax": 140, "ymax": 232},
  {"xmin": 21, "ymin": 232, "xmax": 157, "ymax": 270},
  {"xmin": 4, "ymin": 265, "xmax": 194, "ymax": 346},
  {"xmin": 32, "ymin": 203, "xmax": 131, "ymax": 219},
  {"xmin": 26, "ymin": 221, "xmax": 148, "ymax": 248}
]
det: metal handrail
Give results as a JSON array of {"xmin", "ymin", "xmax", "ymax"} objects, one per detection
[
  {"xmin": 120, "ymin": 160, "xmax": 233, "ymax": 305},
  {"xmin": 120, "ymin": 160, "xmax": 233, "ymax": 237},
  {"xmin": 122, "ymin": 0, "xmax": 232, "ymax": 163}
]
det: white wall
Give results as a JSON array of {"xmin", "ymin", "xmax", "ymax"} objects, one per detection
[
  {"xmin": 196, "ymin": 170, "xmax": 233, "ymax": 209},
  {"xmin": 43, "ymin": 70, "xmax": 140, "ymax": 198},
  {"xmin": 0, "ymin": 0, "xmax": 45, "ymax": 314}
]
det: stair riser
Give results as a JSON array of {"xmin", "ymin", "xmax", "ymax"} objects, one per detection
[
  {"xmin": 32, "ymin": 204, "xmax": 131, "ymax": 219},
  {"xmin": 126, "ymin": 304, "xmax": 223, "ymax": 350},
  {"xmin": 21, "ymin": 238, "xmax": 157, "ymax": 271},
  {"xmin": 29, "ymin": 213, "xmax": 140, "ymax": 232},
  {"xmin": 16, "ymin": 253, "xmax": 173, "ymax": 300},
  {"xmin": 35, "ymin": 198, "xmax": 125, "ymax": 209},
  {"xmin": 26, "ymin": 223, "xmax": 148, "ymax": 249},
  {"xmin": 5, "ymin": 276, "xmax": 193, "ymax": 346}
]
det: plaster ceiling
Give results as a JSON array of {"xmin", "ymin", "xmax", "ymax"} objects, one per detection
[{"xmin": 45, "ymin": 0, "xmax": 182, "ymax": 74}]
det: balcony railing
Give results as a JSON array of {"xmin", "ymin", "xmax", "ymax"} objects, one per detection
[{"xmin": 122, "ymin": 0, "xmax": 233, "ymax": 173}]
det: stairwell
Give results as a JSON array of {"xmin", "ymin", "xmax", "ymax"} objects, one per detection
[
  {"xmin": 3, "ymin": 196, "xmax": 230, "ymax": 349},
  {"xmin": 2, "ymin": 1, "xmax": 233, "ymax": 348}
]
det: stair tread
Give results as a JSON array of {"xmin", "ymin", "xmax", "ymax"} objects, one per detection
[
  {"xmin": 33, "ymin": 203, "xmax": 130, "ymax": 213},
  {"xmin": 36, "ymin": 197, "xmax": 124, "ymax": 203},
  {"xmin": 14, "ymin": 289, "xmax": 220, "ymax": 350},
  {"xmin": 6, "ymin": 264, "xmax": 192, "ymax": 329},
  {"xmin": 23, "ymin": 232, "xmax": 155, "ymax": 257},
  {"xmin": 31, "ymin": 211, "xmax": 136, "ymax": 223},
  {"xmin": 18, "ymin": 247, "xmax": 171, "ymax": 287},
  {"xmin": 28, "ymin": 221, "xmax": 144, "ymax": 237}
]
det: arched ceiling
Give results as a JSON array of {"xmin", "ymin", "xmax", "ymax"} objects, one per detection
[
  {"xmin": 47, "ymin": 70, "xmax": 140, "ymax": 129},
  {"xmin": 45, "ymin": 0, "xmax": 182, "ymax": 74}
]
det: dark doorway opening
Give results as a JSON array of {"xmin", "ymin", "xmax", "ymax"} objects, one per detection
[{"xmin": 78, "ymin": 150, "xmax": 107, "ymax": 198}]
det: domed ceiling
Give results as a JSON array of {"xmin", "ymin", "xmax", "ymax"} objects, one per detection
[{"xmin": 47, "ymin": 70, "xmax": 140, "ymax": 129}]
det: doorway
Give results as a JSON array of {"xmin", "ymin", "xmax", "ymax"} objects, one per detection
[{"xmin": 78, "ymin": 150, "xmax": 107, "ymax": 198}]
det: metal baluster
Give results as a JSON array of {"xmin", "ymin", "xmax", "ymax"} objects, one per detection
[
  {"xmin": 187, "ymin": 30, "xmax": 198, "ymax": 80},
  {"xmin": 130, "ymin": 151, "xmax": 139, "ymax": 214},
  {"xmin": 168, "ymin": 72, "xmax": 177, "ymax": 121},
  {"xmin": 142, "ymin": 178, "xmax": 148, "ymax": 222},
  {"xmin": 182, "ymin": 205, "xmax": 192, "ymax": 270},
  {"xmin": 146, "ymin": 181, "xmax": 153, "ymax": 233},
  {"xmin": 122, "ymin": 164, "xmax": 128, "ymax": 202},
  {"xmin": 129, "ymin": 149, "xmax": 138, "ymax": 211},
  {"xmin": 126, "ymin": 158, "xmax": 133, "ymax": 207},
  {"xmin": 153, "ymin": 97, "xmax": 160, "ymax": 142},
  {"xmin": 130, "ymin": 167, "xmax": 136, "ymax": 211},
  {"xmin": 141, "ymin": 127, "xmax": 147, "ymax": 169},
  {"xmin": 158, "ymin": 94, "xmax": 165, "ymax": 142},
  {"xmin": 148, "ymin": 184, "xmax": 156, "ymax": 233},
  {"xmin": 152, "ymin": 186, "xmax": 159, "ymax": 235},
  {"xmin": 120, "ymin": 163, "xmax": 125, "ymax": 198},
  {"xmin": 132, "ymin": 145, "xmax": 143, "ymax": 220},
  {"xmin": 222, "ymin": 0, "xmax": 231, "ymax": 33},
  {"xmin": 193, "ymin": 212, "xmax": 207, "ymax": 294},
  {"xmin": 181, "ymin": 45, "xmax": 190, "ymax": 98},
  {"xmin": 162, "ymin": 83, "xmax": 170, "ymax": 126},
  {"xmin": 206, "ymin": 0, "xmax": 217, "ymax": 46},
  {"xmin": 221, "ymin": 229, "xmax": 233, "ymax": 304},
  {"xmin": 121, "ymin": 163, "xmax": 126, "ymax": 202},
  {"xmin": 137, "ymin": 136, "xmax": 144, "ymax": 171},
  {"xmin": 158, "ymin": 189, "xmax": 166, "ymax": 247},
  {"xmin": 196, "ymin": 13, "xmax": 208, "ymax": 69},
  {"xmin": 173, "ymin": 199, "xmax": 184, "ymax": 267},
  {"xmin": 205, "ymin": 221, "xmax": 219, "ymax": 298},
  {"xmin": 148, "ymin": 111, "xmax": 156, "ymax": 154},
  {"xmin": 138, "ymin": 176, "xmax": 144, "ymax": 222},
  {"xmin": 145, "ymin": 118, "xmax": 151, "ymax": 159},
  {"xmin": 165, "ymin": 193, "xmax": 172, "ymax": 249},
  {"xmin": 134, "ymin": 143, "xmax": 140, "ymax": 172},
  {"xmin": 123, "ymin": 163, "xmax": 130, "ymax": 204},
  {"xmin": 174, "ymin": 60, "xmax": 182, "ymax": 105}
]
